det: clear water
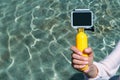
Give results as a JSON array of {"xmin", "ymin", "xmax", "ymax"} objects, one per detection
[{"xmin": 0, "ymin": 0, "xmax": 120, "ymax": 80}]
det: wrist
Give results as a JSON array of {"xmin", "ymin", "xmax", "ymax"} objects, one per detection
[{"xmin": 84, "ymin": 64, "xmax": 98, "ymax": 78}]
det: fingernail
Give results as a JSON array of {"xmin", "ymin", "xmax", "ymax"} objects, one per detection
[
  {"xmin": 78, "ymin": 52, "xmax": 82, "ymax": 55},
  {"xmin": 79, "ymin": 65, "xmax": 86, "ymax": 68},
  {"xmin": 84, "ymin": 58, "xmax": 88, "ymax": 60},
  {"xmin": 85, "ymin": 62, "xmax": 88, "ymax": 64}
]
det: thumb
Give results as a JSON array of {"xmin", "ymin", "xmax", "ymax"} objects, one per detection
[{"xmin": 83, "ymin": 47, "xmax": 93, "ymax": 57}]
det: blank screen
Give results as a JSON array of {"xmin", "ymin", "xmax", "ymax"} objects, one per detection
[{"xmin": 73, "ymin": 12, "xmax": 92, "ymax": 26}]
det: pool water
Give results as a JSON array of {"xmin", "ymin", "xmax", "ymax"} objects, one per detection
[{"xmin": 0, "ymin": 0, "xmax": 120, "ymax": 80}]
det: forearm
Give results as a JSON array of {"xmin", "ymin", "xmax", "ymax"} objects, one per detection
[
  {"xmin": 84, "ymin": 62, "xmax": 112, "ymax": 80},
  {"xmin": 85, "ymin": 41, "xmax": 120, "ymax": 79},
  {"xmin": 85, "ymin": 64, "xmax": 98, "ymax": 78}
]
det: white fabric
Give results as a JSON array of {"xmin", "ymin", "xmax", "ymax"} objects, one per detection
[{"xmin": 87, "ymin": 41, "xmax": 120, "ymax": 80}]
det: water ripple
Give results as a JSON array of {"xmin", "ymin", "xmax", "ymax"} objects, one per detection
[{"xmin": 0, "ymin": 0, "xmax": 120, "ymax": 80}]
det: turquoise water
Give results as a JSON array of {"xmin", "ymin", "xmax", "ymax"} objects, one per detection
[{"xmin": 0, "ymin": 0, "xmax": 120, "ymax": 80}]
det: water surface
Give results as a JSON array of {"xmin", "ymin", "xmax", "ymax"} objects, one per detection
[{"xmin": 0, "ymin": 0, "xmax": 120, "ymax": 80}]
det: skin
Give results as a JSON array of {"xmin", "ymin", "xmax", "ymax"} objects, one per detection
[{"xmin": 71, "ymin": 46, "xmax": 98, "ymax": 78}]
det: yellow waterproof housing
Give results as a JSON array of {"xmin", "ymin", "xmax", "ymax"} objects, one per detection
[{"xmin": 71, "ymin": 9, "xmax": 93, "ymax": 71}]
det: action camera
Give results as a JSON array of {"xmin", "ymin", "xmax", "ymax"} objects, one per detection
[{"xmin": 71, "ymin": 9, "xmax": 93, "ymax": 29}]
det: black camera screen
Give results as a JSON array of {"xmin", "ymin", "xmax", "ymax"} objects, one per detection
[{"xmin": 73, "ymin": 12, "xmax": 92, "ymax": 26}]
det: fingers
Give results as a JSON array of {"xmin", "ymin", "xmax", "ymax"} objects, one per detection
[
  {"xmin": 84, "ymin": 47, "xmax": 93, "ymax": 57},
  {"xmin": 84, "ymin": 47, "xmax": 92, "ymax": 54},
  {"xmin": 73, "ymin": 65, "xmax": 86, "ymax": 69},
  {"xmin": 70, "ymin": 46, "xmax": 82, "ymax": 55},
  {"xmin": 71, "ymin": 46, "xmax": 93, "ymax": 56},
  {"xmin": 73, "ymin": 59, "xmax": 88, "ymax": 65},
  {"xmin": 72, "ymin": 53, "xmax": 88, "ymax": 61},
  {"xmin": 72, "ymin": 53, "xmax": 89, "ymax": 70},
  {"xmin": 71, "ymin": 46, "xmax": 94, "ymax": 71},
  {"xmin": 72, "ymin": 55, "xmax": 89, "ymax": 69}
]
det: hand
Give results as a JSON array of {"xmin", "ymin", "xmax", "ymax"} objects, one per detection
[{"xmin": 71, "ymin": 46, "xmax": 94, "ymax": 73}]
